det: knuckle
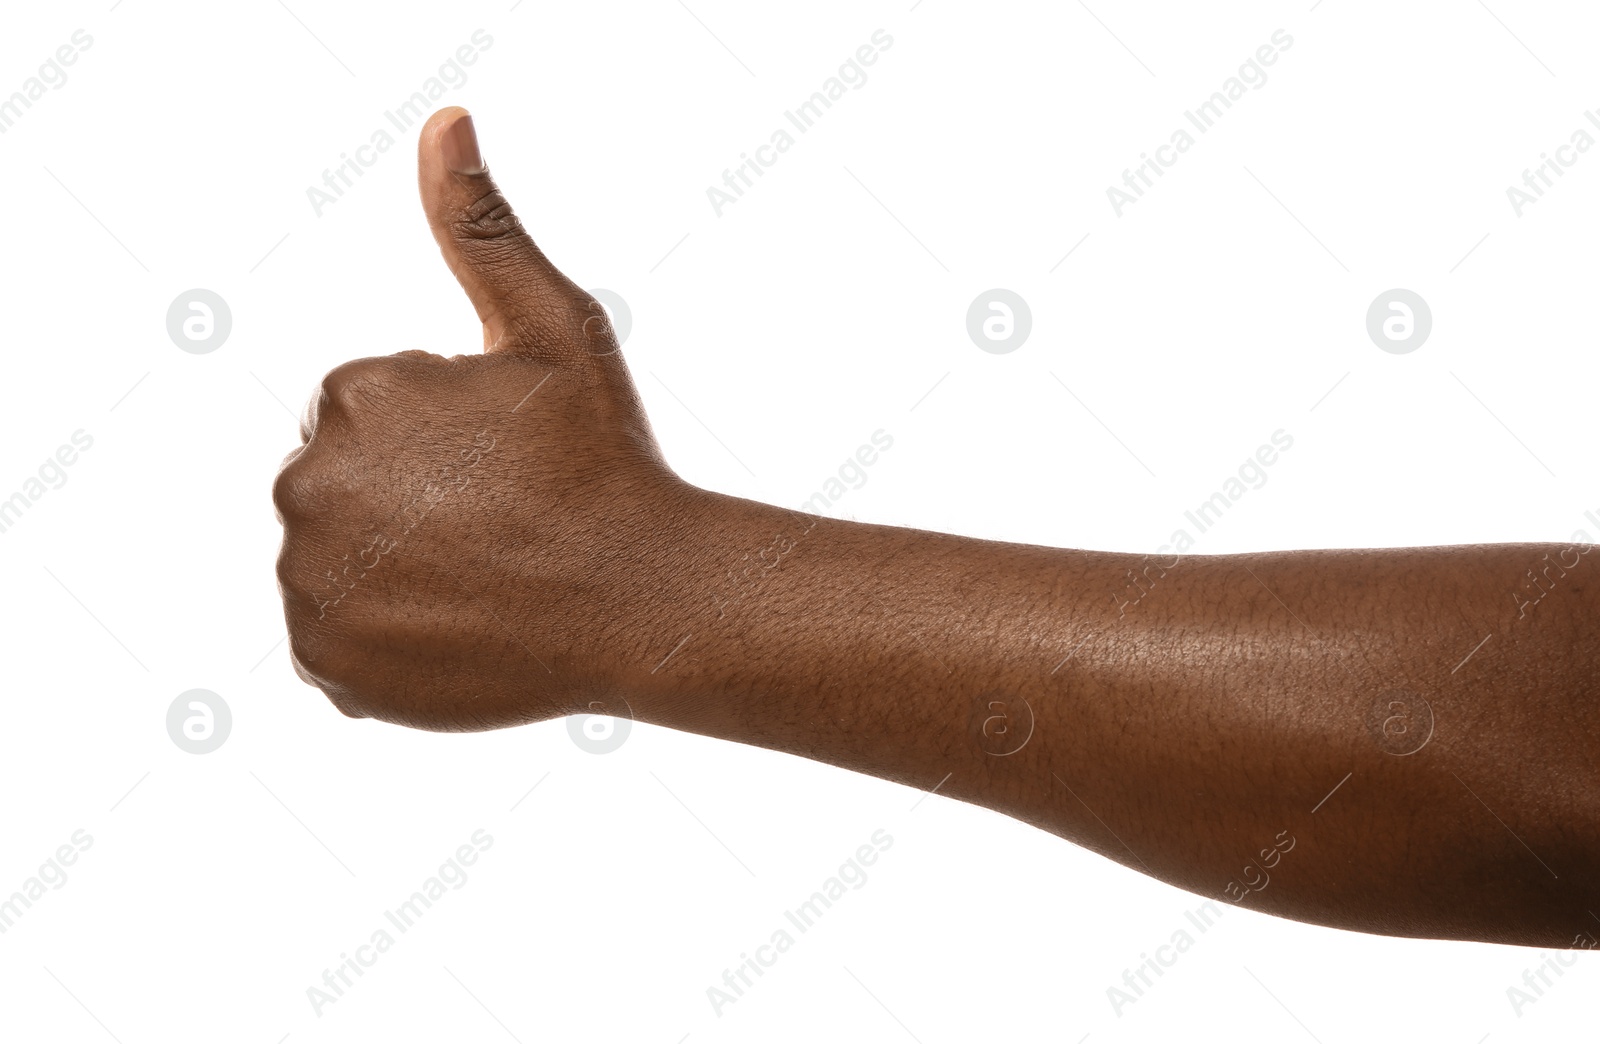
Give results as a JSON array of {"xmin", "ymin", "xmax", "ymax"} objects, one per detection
[
  {"xmin": 274, "ymin": 543, "xmax": 297, "ymax": 592},
  {"xmin": 288, "ymin": 629, "xmax": 332, "ymax": 678},
  {"xmin": 319, "ymin": 357, "xmax": 398, "ymax": 416},
  {"xmin": 456, "ymin": 187, "xmax": 526, "ymax": 243},
  {"xmin": 299, "ymin": 388, "xmax": 322, "ymax": 442},
  {"xmin": 287, "ymin": 651, "xmax": 319, "ymax": 689},
  {"xmin": 319, "ymin": 366, "xmax": 364, "ymax": 414},
  {"xmin": 322, "ymin": 682, "xmax": 369, "ymax": 719},
  {"xmin": 273, "ymin": 457, "xmax": 357, "ymax": 530},
  {"xmin": 498, "ymin": 292, "xmax": 609, "ymax": 356},
  {"xmin": 274, "ymin": 539, "xmax": 325, "ymax": 605},
  {"xmin": 577, "ymin": 297, "xmax": 621, "ymax": 354},
  {"xmin": 287, "ymin": 635, "xmax": 367, "ymax": 719},
  {"xmin": 272, "ymin": 459, "xmax": 309, "ymax": 519},
  {"xmin": 287, "ymin": 643, "xmax": 316, "ymax": 687}
]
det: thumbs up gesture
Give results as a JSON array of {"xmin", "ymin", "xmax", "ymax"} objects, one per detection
[{"xmin": 272, "ymin": 107, "xmax": 702, "ymax": 730}]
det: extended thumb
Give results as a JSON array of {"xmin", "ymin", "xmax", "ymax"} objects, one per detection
[{"xmin": 418, "ymin": 107, "xmax": 599, "ymax": 356}]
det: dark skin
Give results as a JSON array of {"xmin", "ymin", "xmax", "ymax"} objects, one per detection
[{"xmin": 273, "ymin": 106, "xmax": 1600, "ymax": 950}]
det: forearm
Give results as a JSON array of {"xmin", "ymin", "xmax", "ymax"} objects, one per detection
[{"xmin": 625, "ymin": 486, "xmax": 1600, "ymax": 948}]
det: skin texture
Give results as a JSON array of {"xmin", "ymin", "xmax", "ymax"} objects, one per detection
[{"xmin": 274, "ymin": 107, "xmax": 1600, "ymax": 950}]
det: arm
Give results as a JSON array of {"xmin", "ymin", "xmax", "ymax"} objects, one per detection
[
  {"xmin": 625, "ymin": 493, "xmax": 1600, "ymax": 948},
  {"xmin": 273, "ymin": 107, "xmax": 1600, "ymax": 950}
]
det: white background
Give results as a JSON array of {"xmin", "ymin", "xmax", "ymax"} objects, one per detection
[{"xmin": 0, "ymin": 0, "xmax": 1595, "ymax": 1040}]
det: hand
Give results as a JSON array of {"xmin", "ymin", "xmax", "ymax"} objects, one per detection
[{"xmin": 272, "ymin": 107, "xmax": 700, "ymax": 731}]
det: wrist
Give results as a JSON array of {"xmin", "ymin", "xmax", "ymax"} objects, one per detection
[{"xmin": 603, "ymin": 484, "xmax": 822, "ymax": 722}]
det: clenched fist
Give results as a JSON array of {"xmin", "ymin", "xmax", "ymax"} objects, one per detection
[{"xmin": 272, "ymin": 107, "xmax": 708, "ymax": 731}]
